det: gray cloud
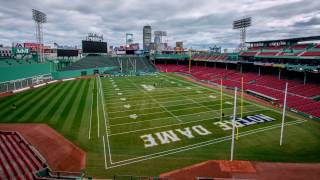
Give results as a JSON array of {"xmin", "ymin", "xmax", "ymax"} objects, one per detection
[{"xmin": 0, "ymin": 0, "xmax": 319, "ymax": 49}]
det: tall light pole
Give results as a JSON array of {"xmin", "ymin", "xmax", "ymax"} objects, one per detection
[
  {"xmin": 233, "ymin": 17, "xmax": 252, "ymax": 51},
  {"xmin": 32, "ymin": 9, "xmax": 47, "ymax": 63}
]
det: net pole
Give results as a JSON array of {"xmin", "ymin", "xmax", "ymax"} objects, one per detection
[
  {"xmin": 220, "ymin": 79, "xmax": 223, "ymax": 122},
  {"xmin": 280, "ymin": 82, "xmax": 288, "ymax": 146},
  {"xmin": 230, "ymin": 87, "xmax": 237, "ymax": 161}
]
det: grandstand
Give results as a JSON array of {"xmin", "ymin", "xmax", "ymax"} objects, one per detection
[
  {"xmin": 154, "ymin": 36, "xmax": 320, "ymax": 119},
  {"xmin": 156, "ymin": 63, "xmax": 320, "ymax": 118},
  {"xmin": 239, "ymin": 36, "xmax": 320, "ymax": 63},
  {"xmin": 0, "ymin": 131, "xmax": 46, "ymax": 179}
]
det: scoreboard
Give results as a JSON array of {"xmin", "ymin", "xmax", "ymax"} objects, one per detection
[
  {"xmin": 82, "ymin": 40, "xmax": 108, "ymax": 53},
  {"xmin": 57, "ymin": 49, "xmax": 79, "ymax": 57}
]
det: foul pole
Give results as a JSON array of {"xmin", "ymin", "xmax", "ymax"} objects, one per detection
[
  {"xmin": 280, "ymin": 82, "xmax": 288, "ymax": 146},
  {"xmin": 230, "ymin": 87, "xmax": 238, "ymax": 161}
]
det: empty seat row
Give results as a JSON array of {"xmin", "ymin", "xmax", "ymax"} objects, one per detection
[{"xmin": 0, "ymin": 131, "xmax": 46, "ymax": 180}]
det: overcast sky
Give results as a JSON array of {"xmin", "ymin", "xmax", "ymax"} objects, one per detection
[{"xmin": 0, "ymin": 0, "xmax": 319, "ymax": 49}]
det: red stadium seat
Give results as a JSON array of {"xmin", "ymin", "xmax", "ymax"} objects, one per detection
[{"xmin": 156, "ymin": 64, "xmax": 320, "ymax": 118}]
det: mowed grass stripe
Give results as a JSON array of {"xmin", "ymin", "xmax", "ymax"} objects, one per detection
[
  {"xmin": 0, "ymin": 83, "xmax": 54, "ymax": 110},
  {"xmin": 44, "ymin": 81, "xmax": 77, "ymax": 125},
  {"xmin": 77, "ymin": 78, "xmax": 95, "ymax": 143},
  {"xmin": 0, "ymin": 90, "xmax": 34, "ymax": 110},
  {"xmin": 20, "ymin": 82, "xmax": 66, "ymax": 122},
  {"xmin": 3, "ymin": 84, "xmax": 59, "ymax": 122},
  {"xmin": 89, "ymin": 78, "xmax": 99, "ymax": 141},
  {"xmin": 54, "ymin": 80, "xmax": 84, "ymax": 130},
  {"xmin": 46, "ymin": 80, "xmax": 80, "ymax": 125},
  {"xmin": 0, "ymin": 85, "xmax": 53, "ymax": 118},
  {"xmin": 61, "ymin": 79, "xmax": 88, "ymax": 132},
  {"xmin": 67, "ymin": 79, "xmax": 91, "ymax": 135}
]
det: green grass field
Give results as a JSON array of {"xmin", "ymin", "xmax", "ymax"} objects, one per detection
[{"xmin": 0, "ymin": 73, "xmax": 320, "ymax": 179}]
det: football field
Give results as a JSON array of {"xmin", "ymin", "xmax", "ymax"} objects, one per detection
[{"xmin": 0, "ymin": 73, "xmax": 319, "ymax": 178}]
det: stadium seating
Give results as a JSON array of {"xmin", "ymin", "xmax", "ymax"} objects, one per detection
[
  {"xmin": 248, "ymin": 47, "xmax": 261, "ymax": 51},
  {"xmin": 192, "ymin": 54, "xmax": 228, "ymax": 61},
  {"xmin": 314, "ymin": 44, "xmax": 320, "ymax": 49},
  {"xmin": 263, "ymin": 45, "xmax": 285, "ymax": 50},
  {"xmin": 0, "ymin": 131, "xmax": 46, "ymax": 180},
  {"xmin": 156, "ymin": 64, "xmax": 320, "ymax": 118},
  {"xmin": 300, "ymin": 51, "xmax": 320, "ymax": 56},
  {"xmin": 239, "ymin": 43, "xmax": 320, "ymax": 58},
  {"xmin": 289, "ymin": 44, "xmax": 309, "ymax": 50},
  {"xmin": 258, "ymin": 52, "xmax": 279, "ymax": 56},
  {"xmin": 239, "ymin": 51, "xmax": 258, "ymax": 56}
]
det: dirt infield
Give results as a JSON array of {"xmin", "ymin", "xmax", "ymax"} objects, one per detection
[
  {"xmin": 160, "ymin": 160, "xmax": 320, "ymax": 180},
  {"xmin": 0, "ymin": 124, "xmax": 86, "ymax": 172}
]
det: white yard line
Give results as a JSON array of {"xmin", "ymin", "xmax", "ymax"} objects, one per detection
[
  {"xmin": 102, "ymin": 136, "xmax": 107, "ymax": 169},
  {"xmin": 109, "ymin": 102, "xmax": 252, "ymax": 121},
  {"xmin": 98, "ymin": 76, "xmax": 113, "ymax": 164},
  {"xmin": 108, "ymin": 98, "xmax": 230, "ymax": 114},
  {"xmin": 105, "ymin": 90, "xmax": 218, "ymax": 104},
  {"xmin": 109, "ymin": 108, "xmax": 265, "ymax": 136},
  {"xmin": 104, "ymin": 87, "xmax": 205, "ymax": 96},
  {"xmin": 162, "ymin": 73, "xmax": 308, "ymax": 127},
  {"xmin": 164, "ymin": 86, "xmax": 214, "ymax": 112},
  {"xmin": 110, "ymin": 104, "xmax": 257, "ymax": 126},
  {"xmin": 105, "ymin": 93, "xmax": 231, "ymax": 107},
  {"xmin": 108, "ymin": 100, "xmax": 218, "ymax": 114},
  {"xmin": 126, "ymin": 78, "xmax": 183, "ymax": 122},
  {"xmin": 96, "ymin": 78, "xmax": 100, "ymax": 138},
  {"xmin": 105, "ymin": 120, "xmax": 305, "ymax": 169}
]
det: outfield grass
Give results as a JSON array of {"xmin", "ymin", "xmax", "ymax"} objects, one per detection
[{"xmin": 0, "ymin": 73, "xmax": 319, "ymax": 178}]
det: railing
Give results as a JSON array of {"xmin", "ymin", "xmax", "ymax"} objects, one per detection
[{"xmin": 0, "ymin": 74, "xmax": 53, "ymax": 93}]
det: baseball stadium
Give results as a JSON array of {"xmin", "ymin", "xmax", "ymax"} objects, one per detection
[{"xmin": 1, "ymin": 1, "xmax": 320, "ymax": 180}]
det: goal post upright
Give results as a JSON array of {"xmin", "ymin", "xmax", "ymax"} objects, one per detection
[
  {"xmin": 280, "ymin": 82, "xmax": 288, "ymax": 146},
  {"xmin": 230, "ymin": 87, "xmax": 238, "ymax": 161}
]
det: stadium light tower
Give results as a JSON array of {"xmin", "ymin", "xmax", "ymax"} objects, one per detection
[
  {"xmin": 32, "ymin": 9, "xmax": 47, "ymax": 63},
  {"xmin": 233, "ymin": 17, "xmax": 252, "ymax": 51}
]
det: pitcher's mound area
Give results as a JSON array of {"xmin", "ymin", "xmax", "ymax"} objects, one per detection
[{"xmin": 0, "ymin": 124, "xmax": 85, "ymax": 172}]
